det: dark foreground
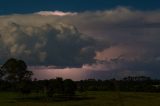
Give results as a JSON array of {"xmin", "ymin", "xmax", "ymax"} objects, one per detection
[{"xmin": 0, "ymin": 91, "xmax": 160, "ymax": 106}]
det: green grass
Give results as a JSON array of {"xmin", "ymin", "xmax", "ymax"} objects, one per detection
[{"xmin": 0, "ymin": 91, "xmax": 160, "ymax": 106}]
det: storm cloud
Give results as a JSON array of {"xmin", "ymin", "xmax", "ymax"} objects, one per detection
[
  {"xmin": 0, "ymin": 16, "xmax": 105, "ymax": 67},
  {"xmin": 0, "ymin": 7, "xmax": 160, "ymax": 78}
]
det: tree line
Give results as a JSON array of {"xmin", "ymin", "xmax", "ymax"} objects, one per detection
[{"xmin": 0, "ymin": 58, "xmax": 160, "ymax": 98}]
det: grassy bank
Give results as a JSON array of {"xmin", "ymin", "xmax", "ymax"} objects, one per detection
[{"xmin": 0, "ymin": 91, "xmax": 160, "ymax": 106}]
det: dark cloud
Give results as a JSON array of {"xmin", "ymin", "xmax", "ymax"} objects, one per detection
[
  {"xmin": 0, "ymin": 7, "xmax": 160, "ymax": 78},
  {"xmin": 0, "ymin": 21, "xmax": 106, "ymax": 67}
]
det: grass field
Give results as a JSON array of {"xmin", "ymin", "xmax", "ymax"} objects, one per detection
[{"xmin": 0, "ymin": 91, "xmax": 160, "ymax": 106}]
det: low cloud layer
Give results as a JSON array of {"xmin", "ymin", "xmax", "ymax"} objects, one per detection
[{"xmin": 0, "ymin": 7, "xmax": 160, "ymax": 78}]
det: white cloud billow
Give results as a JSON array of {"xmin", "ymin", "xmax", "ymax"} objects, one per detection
[{"xmin": 36, "ymin": 11, "xmax": 77, "ymax": 16}]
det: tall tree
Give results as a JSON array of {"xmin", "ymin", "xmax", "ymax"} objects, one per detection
[{"xmin": 0, "ymin": 58, "xmax": 33, "ymax": 82}]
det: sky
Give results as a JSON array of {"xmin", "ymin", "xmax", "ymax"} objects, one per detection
[
  {"xmin": 0, "ymin": 0, "xmax": 160, "ymax": 14},
  {"xmin": 0, "ymin": 0, "xmax": 160, "ymax": 80}
]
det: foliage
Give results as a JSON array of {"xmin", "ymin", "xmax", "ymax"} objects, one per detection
[
  {"xmin": 0, "ymin": 58, "xmax": 160, "ymax": 104},
  {"xmin": 0, "ymin": 58, "xmax": 33, "ymax": 82},
  {"xmin": 63, "ymin": 79, "xmax": 76, "ymax": 96},
  {"xmin": 0, "ymin": 58, "xmax": 33, "ymax": 95}
]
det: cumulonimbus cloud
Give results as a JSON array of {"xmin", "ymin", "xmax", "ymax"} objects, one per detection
[
  {"xmin": 0, "ymin": 15, "xmax": 106, "ymax": 67},
  {"xmin": 0, "ymin": 7, "xmax": 160, "ymax": 78}
]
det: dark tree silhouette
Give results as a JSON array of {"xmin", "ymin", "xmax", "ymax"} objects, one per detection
[
  {"xmin": 0, "ymin": 58, "xmax": 33, "ymax": 82},
  {"xmin": 45, "ymin": 78, "xmax": 64, "ymax": 97},
  {"xmin": 63, "ymin": 79, "xmax": 76, "ymax": 96},
  {"xmin": 19, "ymin": 80, "xmax": 32, "ymax": 95},
  {"xmin": 0, "ymin": 58, "xmax": 33, "ymax": 95}
]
